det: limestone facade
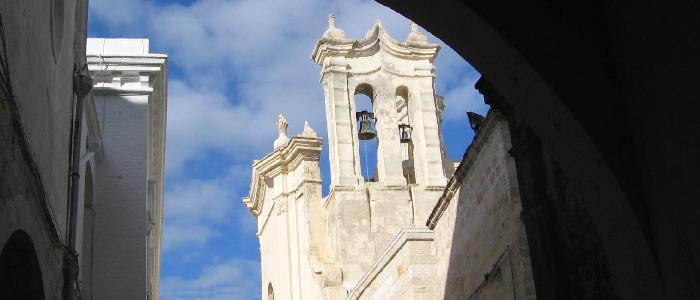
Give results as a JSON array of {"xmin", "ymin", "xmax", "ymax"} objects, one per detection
[
  {"xmin": 311, "ymin": 17, "xmax": 447, "ymax": 290},
  {"xmin": 244, "ymin": 16, "xmax": 536, "ymax": 300},
  {"xmin": 426, "ymin": 112, "xmax": 535, "ymax": 299}
]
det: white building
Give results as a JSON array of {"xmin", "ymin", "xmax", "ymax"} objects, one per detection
[{"xmin": 84, "ymin": 38, "xmax": 167, "ymax": 300}]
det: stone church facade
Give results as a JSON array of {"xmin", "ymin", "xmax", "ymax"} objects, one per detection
[{"xmin": 244, "ymin": 16, "xmax": 536, "ymax": 299}]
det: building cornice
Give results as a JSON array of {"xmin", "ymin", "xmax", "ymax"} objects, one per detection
[
  {"xmin": 243, "ymin": 136, "xmax": 323, "ymax": 216},
  {"xmin": 310, "ymin": 20, "xmax": 440, "ymax": 66}
]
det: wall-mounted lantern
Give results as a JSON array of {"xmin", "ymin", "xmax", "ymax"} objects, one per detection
[{"xmin": 398, "ymin": 124, "xmax": 412, "ymax": 143}]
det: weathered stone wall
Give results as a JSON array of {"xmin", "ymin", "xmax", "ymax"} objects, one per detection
[
  {"xmin": 0, "ymin": 0, "xmax": 84, "ymax": 239},
  {"xmin": 258, "ymin": 184, "xmax": 294, "ymax": 298},
  {"xmin": 259, "ymin": 190, "xmax": 294, "ymax": 299},
  {"xmin": 510, "ymin": 125, "xmax": 616, "ymax": 300},
  {"xmin": 431, "ymin": 112, "xmax": 536, "ymax": 300},
  {"xmin": 349, "ymin": 229, "xmax": 438, "ymax": 300},
  {"xmin": 378, "ymin": 2, "xmax": 700, "ymax": 298},
  {"xmin": 0, "ymin": 0, "xmax": 88, "ymax": 297},
  {"xmin": 346, "ymin": 112, "xmax": 536, "ymax": 300}
]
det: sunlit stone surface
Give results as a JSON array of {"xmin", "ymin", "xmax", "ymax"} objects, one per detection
[{"xmin": 243, "ymin": 17, "xmax": 535, "ymax": 300}]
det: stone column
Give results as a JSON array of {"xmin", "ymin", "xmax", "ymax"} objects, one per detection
[
  {"xmin": 412, "ymin": 76, "xmax": 446, "ymax": 186},
  {"xmin": 322, "ymin": 60, "xmax": 362, "ymax": 187},
  {"xmin": 373, "ymin": 84, "xmax": 406, "ymax": 186}
]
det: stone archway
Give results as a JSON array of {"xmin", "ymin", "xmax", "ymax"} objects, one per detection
[
  {"xmin": 374, "ymin": 1, "xmax": 700, "ymax": 299},
  {"xmin": 0, "ymin": 230, "xmax": 46, "ymax": 300}
]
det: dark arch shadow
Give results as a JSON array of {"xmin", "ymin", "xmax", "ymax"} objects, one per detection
[
  {"xmin": 0, "ymin": 230, "xmax": 46, "ymax": 300},
  {"xmin": 374, "ymin": 0, "xmax": 700, "ymax": 299}
]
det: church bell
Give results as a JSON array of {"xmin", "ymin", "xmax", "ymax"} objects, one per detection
[{"xmin": 356, "ymin": 110, "xmax": 377, "ymax": 140}]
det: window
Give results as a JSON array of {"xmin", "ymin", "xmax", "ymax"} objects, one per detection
[
  {"xmin": 267, "ymin": 282, "xmax": 274, "ymax": 300},
  {"xmin": 355, "ymin": 83, "xmax": 378, "ymax": 182},
  {"xmin": 396, "ymin": 86, "xmax": 415, "ymax": 184}
]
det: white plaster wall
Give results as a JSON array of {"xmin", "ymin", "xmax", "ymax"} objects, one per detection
[
  {"xmin": 92, "ymin": 94, "xmax": 150, "ymax": 299},
  {"xmin": 86, "ymin": 37, "xmax": 167, "ymax": 300}
]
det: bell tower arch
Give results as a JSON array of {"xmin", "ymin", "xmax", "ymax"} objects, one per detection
[
  {"xmin": 313, "ymin": 16, "xmax": 446, "ymax": 188},
  {"xmin": 311, "ymin": 15, "xmax": 448, "ymax": 288}
]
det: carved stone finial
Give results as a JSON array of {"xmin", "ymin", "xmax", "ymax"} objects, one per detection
[
  {"xmin": 411, "ymin": 21, "xmax": 419, "ymax": 33},
  {"xmin": 274, "ymin": 113, "xmax": 290, "ymax": 150},
  {"xmin": 277, "ymin": 114, "xmax": 288, "ymax": 135},
  {"xmin": 328, "ymin": 14, "xmax": 336, "ymax": 28},
  {"xmin": 323, "ymin": 13, "xmax": 346, "ymax": 39},
  {"xmin": 406, "ymin": 20, "xmax": 428, "ymax": 44},
  {"xmin": 301, "ymin": 121, "xmax": 317, "ymax": 138}
]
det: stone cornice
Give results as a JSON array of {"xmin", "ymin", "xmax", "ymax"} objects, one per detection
[
  {"xmin": 310, "ymin": 21, "xmax": 440, "ymax": 66},
  {"xmin": 243, "ymin": 136, "xmax": 323, "ymax": 216},
  {"xmin": 426, "ymin": 110, "xmax": 502, "ymax": 229},
  {"xmin": 87, "ymin": 55, "xmax": 166, "ymax": 76},
  {"xmin": 347, "ymin": 228, "xmax": 435, "ymax": 299},
  {"xmin": 322, "ymin": 184, "xmax": 416, "ymax": 209}
]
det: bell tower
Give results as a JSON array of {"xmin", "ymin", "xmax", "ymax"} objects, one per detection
[{"xmin": 311, "ymin": 15, "xmax": 447, "ymax": 288}]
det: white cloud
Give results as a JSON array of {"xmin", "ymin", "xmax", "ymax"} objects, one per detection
[
  {"xmin": 90, "ymin": 0, "xmax": 483, "ymax": 177},
  {"xmin": 90, "ymin": 0, "xmax": 484, "ymax": 296},
  {"xmin": 160, "ymin": 258, "xmax": 260, "ymax": 300},
  {"xmin": 165, "ymin": 176, "xmax": 234, "ymax": 224},
  {"xmin": 163, "ymin": 223, "xmax": 217, "ymax": 251},
  {"xmin": 162, "ymin": 166, "xmax": 257, "ymax": 252},
  {"xmin": 88, "ymin": 0, "xmax": 152, "ymax": 33}
]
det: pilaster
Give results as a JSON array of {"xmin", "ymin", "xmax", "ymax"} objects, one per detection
[
  {"xmin": 322, "ymin": 67, "xmax": 362, "ymax": 187},
  {"xmin": 415, "ymin": 77, "xmax": 446, "ymax": 187}
]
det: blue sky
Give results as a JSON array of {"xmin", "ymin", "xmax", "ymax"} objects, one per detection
[{"xmin": 88, "ymin": 0, "xmax": 487, "ymax": 299}]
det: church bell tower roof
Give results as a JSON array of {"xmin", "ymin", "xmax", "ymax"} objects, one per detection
[{"xmin": 310, "ymin": 16, "xmax": 441, "ymax": 65}]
